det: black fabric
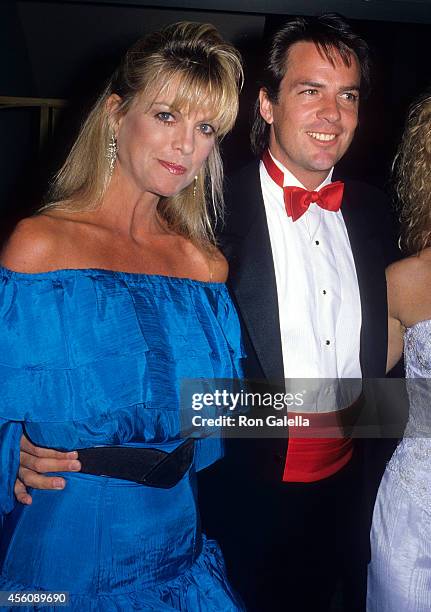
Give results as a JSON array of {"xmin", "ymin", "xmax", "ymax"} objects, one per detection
[
  {"xmin": 221, "ymin": 167, "xmax": 284, "ymax": 383},
  {"xmin": 78, "ymin": 438, "xmax": 194, "ymax": 488},
  {"xmin": 199, "ymin": 448, "xmax": 367, "ymax": 612}
]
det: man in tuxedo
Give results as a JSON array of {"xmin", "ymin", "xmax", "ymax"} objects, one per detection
[
  {"xmin": 198, "ymin": 13, "xmax": 398, "ymax": 612},
  {"xmin": 14, "ymin": 13, "xmax": 397, "ymax": 612}
]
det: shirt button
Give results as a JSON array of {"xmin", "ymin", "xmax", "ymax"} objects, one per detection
[
  {"xmin": 315, "ymin": 240, "xmax": 320, "ymax": 245},
  {"xmin": 322, "ymin": 290, "xmax": 327, "ymax": 295},
  {"xmin": 325, "ymin": 340, "xmax": 331, "ymax": 346}
]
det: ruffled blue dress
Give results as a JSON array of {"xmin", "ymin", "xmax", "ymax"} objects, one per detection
[{"xmin": 0, "ymin": 267, "xmax": 245, "ymax": 611}]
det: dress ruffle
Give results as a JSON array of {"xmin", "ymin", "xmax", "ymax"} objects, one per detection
[
  {"xmin": 0, "ymin": 268, "xmax": 244, "ymax": 425},
  {"xmin": 0, "ymin": 537, "xmax": 245, "ymax": 611}
]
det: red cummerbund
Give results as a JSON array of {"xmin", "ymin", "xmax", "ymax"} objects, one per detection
[{"xmin": 282, "ymin": 402, "xmax": 359, "ymax": 482}]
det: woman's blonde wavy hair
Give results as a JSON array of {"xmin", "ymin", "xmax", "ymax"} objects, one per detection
[
  {"xmin": 44, "ymin": 22, "xmax": 243, "ymax": 247},
  {"xmin": 394, "ymin": 90, "xmax": 431, "ymax": 255}
]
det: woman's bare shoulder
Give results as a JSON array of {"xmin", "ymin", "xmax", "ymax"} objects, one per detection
[
  {"xmin": 387, "ymin": 250, "xmax": 431, "ymax": 290},
  {"xmin": 0, "ymin": 213, "xmax": 72, "ymax": 272},
  {"xmin": 387, "ymin": 249, "xmax": 431, "ymax": 325}
]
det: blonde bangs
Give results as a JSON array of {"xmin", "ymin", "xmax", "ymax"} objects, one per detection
[{"xmin": 140, "ymin": 62, "xmax": 239, "ymax": 138}]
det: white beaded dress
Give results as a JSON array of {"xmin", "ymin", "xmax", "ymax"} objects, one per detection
[{"xmin": 367, "ymin": 320, "xmax": 431, "ymax": 611}]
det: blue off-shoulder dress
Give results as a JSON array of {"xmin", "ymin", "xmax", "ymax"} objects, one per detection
[{"xmin": 0, "ymin": 267, "xmax": 245, "ymax": 611}]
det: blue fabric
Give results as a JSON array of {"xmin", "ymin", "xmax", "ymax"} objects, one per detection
[{"xmin": 0, "ymin": 267, "xmax": 245, "ymax": 611}]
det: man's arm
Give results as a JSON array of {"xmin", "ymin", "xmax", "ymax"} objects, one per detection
[{"xmin": 16, "ymin": 436, "xmax": 81, "ymax": 504}]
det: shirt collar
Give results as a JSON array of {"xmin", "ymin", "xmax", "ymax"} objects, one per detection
[{"xmin": 268, "ymin": 148, "xmax": 334, "ymax": 190}]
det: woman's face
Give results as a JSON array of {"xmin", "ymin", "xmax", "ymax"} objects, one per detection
[{"xmin": 112, "ymin": 84, "xmax": 219, "ymax": 199}]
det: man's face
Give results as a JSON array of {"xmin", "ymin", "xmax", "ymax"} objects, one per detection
[{"xmin": 260, "ymin": 41, "xmax": 361, "ymax": 190}]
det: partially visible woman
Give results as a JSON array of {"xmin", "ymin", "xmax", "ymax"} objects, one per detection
[
  {"xmin": 0, "ymin": 22, "xmax": 245, "ymax": 610},
  {"xmin": 367, "ymin": 91, "xmax": 431, "ymax": 612}
]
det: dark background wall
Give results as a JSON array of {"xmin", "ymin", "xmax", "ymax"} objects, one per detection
[{"xmin": 1, "ymin": 0, "xmax": 430, "ymax": 236}]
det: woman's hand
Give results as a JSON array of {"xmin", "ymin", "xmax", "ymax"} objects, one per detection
[{"xmin": 15, "ymin": 435, "xmax": 81, "ymax": 505}]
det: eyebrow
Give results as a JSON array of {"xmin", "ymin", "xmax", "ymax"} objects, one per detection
[
  {"xmin": 151, "ymin": 100, "xmax": 219, "ymax": 123},
  {"xmin": 293, "ymin": 80, "xmax": 361, "ymax": 92},
  {"xmin": 340, "ymin": 85, "xmax": 361, "ymax": 92},
  {"xmin": 151, "ymin": 101, "xmax": 185, "ymax": 114},
  {"xmin": 152, "ymin": 101, "xmax": 174, "ymax": 107}
]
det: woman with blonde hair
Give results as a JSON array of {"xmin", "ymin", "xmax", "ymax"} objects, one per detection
[
  {"xmin": 0, "ymin": 21, "xmax": 245, "ymax": 610},
  {"xmin": 367, "ymin": 90, "xmax": 431, "ymax": 611}
]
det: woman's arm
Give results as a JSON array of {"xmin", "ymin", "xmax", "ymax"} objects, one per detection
[
  {"xmin": 387, "ymin": 314, "xmax": 404, "ymax": 373},
  {"xmin": 386, "ymin": 262, "xmax": 405, "ymax": 373},
  {"xmin": 1, "ymin": 217, "xmax": 81, "ymax": 504},
  {"xmin": 383, "ymin": 252, "xmax": 431, "ymax": 373}
]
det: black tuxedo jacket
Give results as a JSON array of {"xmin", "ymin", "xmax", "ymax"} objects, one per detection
[{"xmin": 219, "ymin": 161, "xmax": 399, "ymax": 478}]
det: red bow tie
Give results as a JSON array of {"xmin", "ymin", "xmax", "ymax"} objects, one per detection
[{"xmin": 262, "ymin": 149, "xmax": 344, "ymax": 222}]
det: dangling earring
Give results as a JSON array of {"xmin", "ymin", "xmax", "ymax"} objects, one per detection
[
  {"xmin": 107, "ymin": 132, "xmax": 118, "ymax": 176},
  {"xmin": 193, "ymin": 176, "xmax": 198, "ymax": 198}
]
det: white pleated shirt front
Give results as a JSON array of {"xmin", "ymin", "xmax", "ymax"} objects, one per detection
[{"xmin": 260, "ymin": 152, "xmax": 362, "ymax": 393}]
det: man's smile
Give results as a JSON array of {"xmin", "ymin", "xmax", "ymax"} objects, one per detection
[{"xmin": 306, "ymin": 132, "xmax": 337, "ymax": 142}]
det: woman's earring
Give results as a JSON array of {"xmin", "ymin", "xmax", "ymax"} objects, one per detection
[
  {"xmin": 193, "ymin": 176, "xmax": 198, "ymax": 198},
  {"xmin": 107, "ymin": 133, "xmax": 118, "ymax": 176}
]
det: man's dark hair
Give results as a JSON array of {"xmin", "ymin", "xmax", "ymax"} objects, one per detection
[{"xmin": 250, "ymin": 13, "xmax": 371, "ymax": 156}]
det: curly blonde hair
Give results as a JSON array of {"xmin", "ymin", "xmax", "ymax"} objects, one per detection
[
  {"xmin": 394, "ymin": 90, "xmax": 431, "ymax": 254},
  {"xmin": 43, "ymin": 22, "xmax": 243, "ymax": 248}
]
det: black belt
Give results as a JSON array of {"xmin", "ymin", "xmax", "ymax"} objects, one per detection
[{"xmin": 77, "ymin": 438, "xmax": 195, "ymax": 488}]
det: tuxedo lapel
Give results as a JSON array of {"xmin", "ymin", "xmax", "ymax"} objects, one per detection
[
  {"xmin": 340, "ymin": 181, "xmax": 388, "ymax": 377},
  {"xmin": 221, "ymin": 163, "xmax": 284, "ymax": 381}
]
